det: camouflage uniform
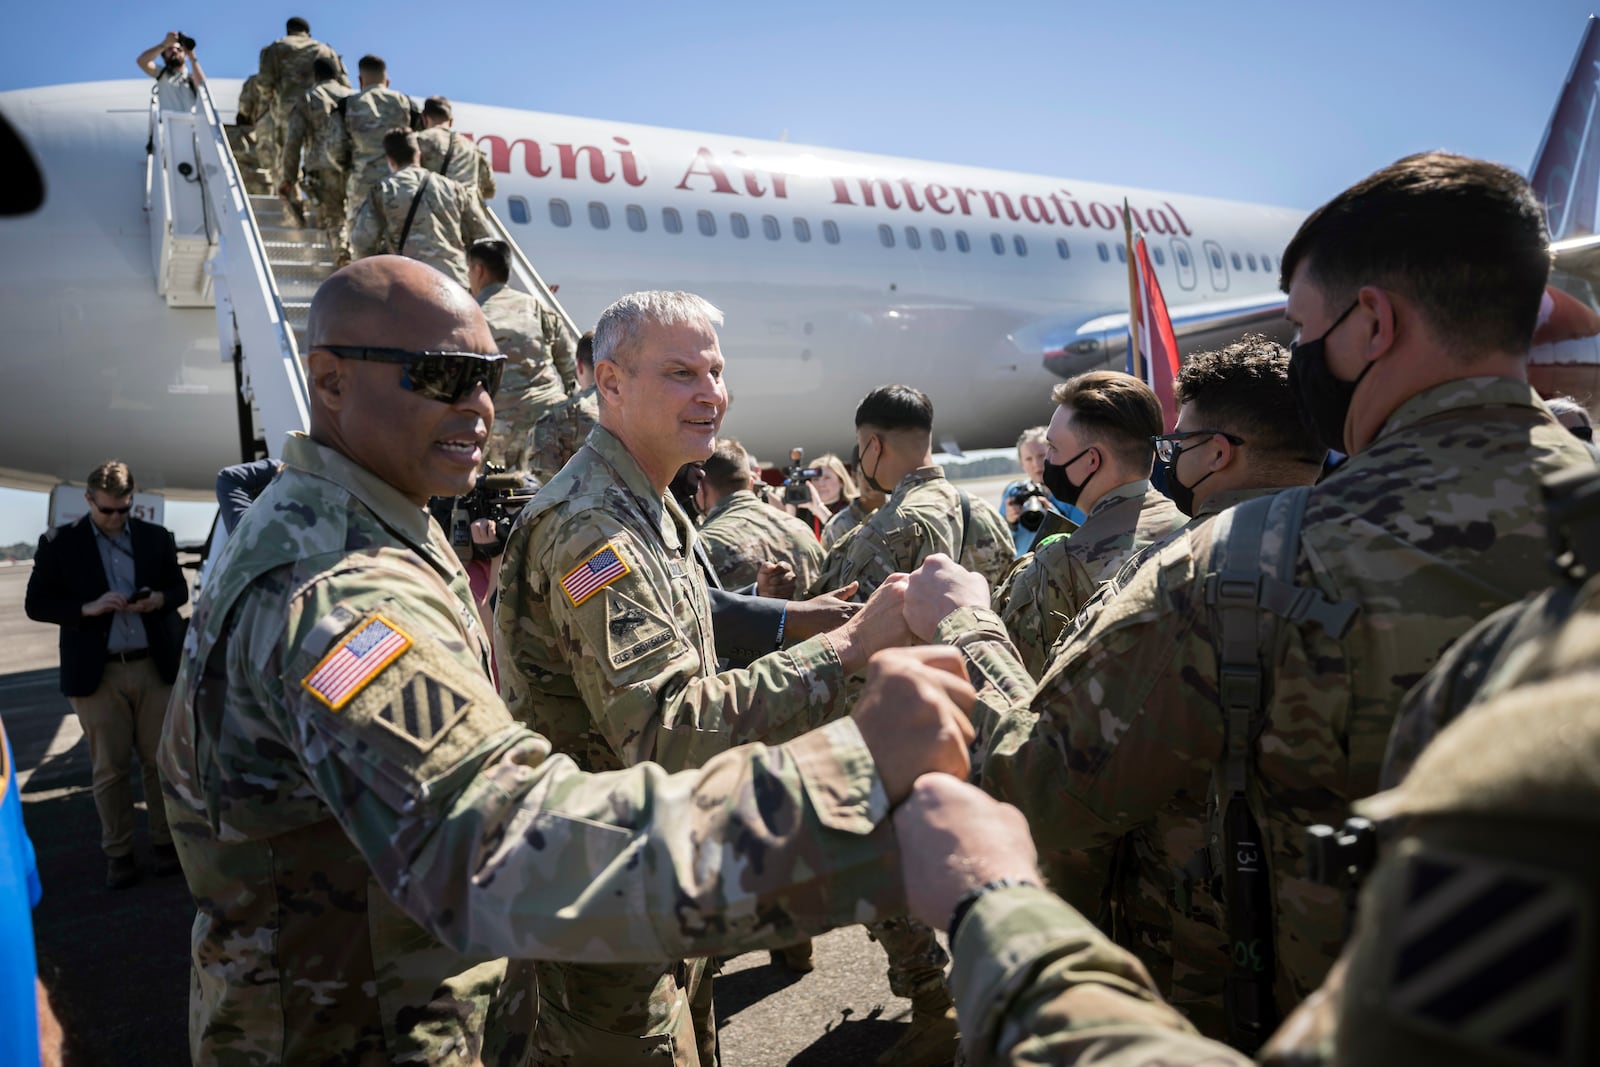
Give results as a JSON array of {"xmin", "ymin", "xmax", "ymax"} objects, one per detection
[
  {"xmin": 821, "ymin": 498, "xmax": 873, "ymax": 553},
  {"xmin": 418, "ymin": 125, "xmax": 496, "ymax": 202},
  {"xmin": 281, "ymin": 79, "xmax": 355, "ymax": 260},
  {"xmin": 335, "ymin": 84, "xmax": 417, "ymax": 229},
  {"xmin": 477, "ymin": 282, "xmax": 576, "ymax": 469},
  {"xmin": 939, "ymin": 377, "xmax": 1597, "ymax": 1040},
  {"xmin": 527, "ymin": 385, "xmax": 598, "ymax": 483},
  {"xmin": 495, "ymin": 425, "xmax": 859, "ymax": 1065},
  {"xmin": 226, "ymin": 75, "xmax": 271, "ymax": 194},
  {"xmin": 349, "ymin": 166, "xmax": 489, "ymax": 289},
  {"xmin": 950, "ymin": 581, "xmax": 1600, "ymax": 1067},
  {"xmin": 991, "ymin": 479, "xmax": 1185, "ymax": 678},
  {"xmin": 158, "ymin": 432, "xmax": 905, "ymax": 1065},
  {"xmin": 256, "ymin": 32, "xmax": 346, "ymax": 186},
  {"xmin": 698, "ymin": 490, "xmax": 824, "ymax": 591},
  {"xmin": 811, "ymin": 466, "xmax": 1012, "ymax": 599}
]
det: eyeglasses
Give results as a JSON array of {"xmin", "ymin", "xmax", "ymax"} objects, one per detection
[
  {"xmin": 93, "ymin": 504, "xmax": 132, "ymax": 515},
  {"xmin": 1152, "ymin": 430, "xmax": 1244, "ymax": 464},
  {"xmin": 317, "ymin": 346, "xmax": 506, "ymax": 404}
]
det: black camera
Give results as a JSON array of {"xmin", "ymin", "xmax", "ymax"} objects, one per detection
[
  {"xmin": 429, "ymin": 468, "xmax": 538, "ymax": 563},
  {"xmin": 1008, "ymin": 482, "xmax": 1052, "ymax": 532},
  {"xmin": 782, "ymin": 447, "xmax": 822, "ymax": 506},
  {"xmin": 177, "ymin": 32, "xmax": 197, "ymax": 52}
]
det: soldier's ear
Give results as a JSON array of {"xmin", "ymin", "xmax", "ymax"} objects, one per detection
[{"xmin": 305, "ymin": 349, "xmax": 346, "ymax": 409}]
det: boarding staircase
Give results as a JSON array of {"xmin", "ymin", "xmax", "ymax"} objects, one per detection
[{"xmin": 143, "ymin": 81, "xmax": 578, "ymax": 469}]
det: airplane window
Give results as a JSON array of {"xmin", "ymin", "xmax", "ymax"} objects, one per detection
[
  {"xmin": 1056, "ymin": 238, "xmax": 1070, "ymax": 259},
  {"xmin": 1232, "ymin": 252, "xmax": 1243, "ymax": 271},
  {"xmin": 549, "ymin": 198, "xmax": 572, "ymax": 228},
  {"xmin": 823, "ymin": 220, "xmax": 841, "ymax": 244},
  {"xmin": 1153, "ymin": 246, "xmax": 1165, "ymax": 266},
  {"xmin": 1177, "ymin": 246, "xmax": 1191, "ymax": 268},
  {"xmin": 1262, "ymin": 254, "xmax": 1273, "ymax": 272},
  {"xmin": 662, "ymin": 207, "xmax": 682, "ymax": 234},
  {"xmin": 906, "ymin": 227, "xmax": 922, "ymax": 250},
  {"xmin": 1097, "ymin": 242, "xmax": 1109, "ymax": 262},
  {"xmin": 1013, "ymin": 235, "xmax": 1027, "ymax": 257},
  {"xmin": 955, "ymin": 230, "xmax": 970, "ymax": 253},
  {"xmin": 697, "ymin": 210, "xmax": 716, "ymax": 237},
  {"xmin": 508, "ymin": 196, "xmax": 530, "ymax": 224},
  {"xmin": 1115, "ymin": 244, "xmax": 1127, "ymax": 263},
  {"xmin": 626, "ymin": 204, "xmax": 647, "ymax": 232},
  {"xmin": 764, "ymin": 215, "xmax": 782, "ymax": 240},
  {"xmin": 730, "ymin": 212, "xmax": 749, "ymax": 238},
  {"xmin": 991, "ymin": 234, "xmax": 1004, "ymax": 255},
  {"xmin": 931, "ymin": 228, "xmax": 947, "ymax": 251},
  {"xmin": 589, "ymin": 202, "xmax": 610, "ymax": 230},
  {"xmin": 1210, "ymin": 250, "xmax": 1223, "ymax": 270},
  {"xmin": 879, "ymin": 224, "xmax": 895, "ymax": 248},
  {"xmin": 794, "ymin": 218, "xmax": 811, "ymax": 243},
  {"xmin": 1247, "ymin": 253, "xmax": 1258, "ymax": 271}
]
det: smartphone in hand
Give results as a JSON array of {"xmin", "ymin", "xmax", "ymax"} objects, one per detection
[{"xmin": 128, "ymin": 587, "xmax": 153, "ymax": 604}]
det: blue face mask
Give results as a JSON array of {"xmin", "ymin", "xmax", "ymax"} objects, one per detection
[{"xmin": 1287, "ymin": 300, "xmax": 1363, "ymax": 454}]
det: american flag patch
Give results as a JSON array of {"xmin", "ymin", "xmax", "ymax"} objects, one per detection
[
  {"xmin": 561, "ymin": 543, "xmax": 630, "ymax": 606},
  {"xmin": 301, "ymin": 614, "xmax": 412, "ymax": 711}
]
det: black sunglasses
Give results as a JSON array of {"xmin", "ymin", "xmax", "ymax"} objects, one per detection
[
  {"xmin": 1151, "ymin": 429, "xmax": 1245, "ymax": 464},
  {"xmin": 317, "ymin": 346, "xmax": 506, "ymax": 404},
  {"xmin": 93, "ymin": 504, "xmax": 132, "ymax": 515}
]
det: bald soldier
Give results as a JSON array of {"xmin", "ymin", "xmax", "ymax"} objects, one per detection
[
  {"xmin": 157, "ymin": 257, "xmax": 978, "ymax": 1065},
  {"xmin": 496, "ymin": 291, "xmax": 921, "ymax": 1064}
]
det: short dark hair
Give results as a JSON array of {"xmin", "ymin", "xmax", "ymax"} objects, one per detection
[
  {"xmin": 702, "ymin": 438, "xmax": 753, "ymax": 496},
  {"xmin": 1051, "ymin": 370, "xmax": 1161, "ymax": 468},
  {"xmin": 423, "ymin": 96, "xmax": 452, "ymax": 122},
  {"xmin": 1177, "ymin": 336, "xmax": 1322, "ymax": 462},
  {"xmin": 286, "ymin": 17, "xmax": 310, "ymax": 34},
  {"xmin": 87, "ymin": 460, "xmax": 134, "ymax": 497},
  {"xmin": 1279, "ymin": 151, "xmax": 1551, "ymax": 360},
  {"xmin": 855, "ymin": 384, "xmax": 933, "ymax": 432},
  {"xmin": 576, "ymin": 330, "xmax": 595, "ymax": 371},
  {"xmin": 382, "ymin": 128, "xmax": 418, "ymax": 165},
  {"xmin": 312, "ymin": 57, "xmax": 337, "ymax": 82},
  {"xmin": 467, "ymin": 239, "xmax": 511, "ymax": 283},
  {"xmin": 358, "ymin": 54, "xmax": 386, "ymax": 77}
]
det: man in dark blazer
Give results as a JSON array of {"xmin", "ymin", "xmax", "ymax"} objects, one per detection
[{"xmin": 24, "ymin": 461, "xmax": 188, "ymax": 888}]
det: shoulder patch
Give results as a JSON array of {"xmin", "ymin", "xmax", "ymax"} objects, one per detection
[
  {"xmin": 605, "ymin": 588, "xmax": 676, "ymax": 668},
  {"xmin": 561, "ymin": 543, "xmax": 631, "ymax": 606},
  {"xmin": 373, "ymin": 674, "xmax": 473, "ymax": 751},
  {"xmin": 301, "ymin": 613, "xmax": 412, "ymax": 711}
]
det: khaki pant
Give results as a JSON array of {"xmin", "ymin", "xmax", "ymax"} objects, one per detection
[
  {"xmin": 68, "ymin": 658, "xmax": 173, "ymax": 857},
  {"xmin": 528, "ymin": 957, "xmax": 716, "ymax": 1066},
  {"xmin": 305, "ymin": 168, "xmax": 348, "ymax": 262},
  {"xmin": 869, "ymin": 914, "xmax": 949, "ymax": 999}
]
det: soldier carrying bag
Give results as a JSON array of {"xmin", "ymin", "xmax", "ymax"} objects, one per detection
[
  {"xmin": 395, "ymin": 173, "xmax": 433, "ymax": 255},
  {"xmin": 1192, "ymin": 486, "xmax": 1358, "ymax": 1052}
]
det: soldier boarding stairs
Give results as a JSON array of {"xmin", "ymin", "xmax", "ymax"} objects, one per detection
[{"xmin": 143, "ymin": 81, "xmax": 576, "ymax": 566}]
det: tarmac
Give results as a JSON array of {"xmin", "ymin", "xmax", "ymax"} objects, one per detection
[{"xmin": 0, "ymin": 475, "xmax": 1015, "ymax": 1067}]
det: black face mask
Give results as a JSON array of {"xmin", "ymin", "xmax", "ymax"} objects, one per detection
[
  {"xmin": 1042, "ymin": 447, "xmax": 1095, "ymax": 508},
  {"xmin": 859, "ymin": 435, "xmax": 892, "ymax": 495},
  {"xmin": 1288, "ymin": 300, "xmax": 1364, "ymax": 455},
  {"xmin": 1161, "ymin": 451, "xmax": 1214, "ymax": 518}
]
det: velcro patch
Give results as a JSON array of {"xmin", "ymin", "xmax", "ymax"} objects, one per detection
[
  {"xmin": 605, "ymin": 588, "xmax": 676, "ymax": 668},
  {"xmin": 301, "ymin": 614, "xmax": 412, "ymax": 711},
  {"xmin": 561, "ymin": 543, "xmax": 631, "ymax": 606},
  {"xmin": 374, "ymin": 673, "xmax": 473, "ymax": 751}
]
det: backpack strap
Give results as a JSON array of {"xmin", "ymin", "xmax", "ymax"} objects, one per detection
[
  {"xmin": 439, "ymin": 132, "xmax": 457, "ymax": 178},
  {"xmin": 396, "ymin": 173, "xmax": 432, "ymax": 254},
  {"xmin": 1199, "ymin": 486, "xmax": 1358, "ymax": 1052},
  {"xmin": 956, "ymin": 486, "xmax": 973, "ymax": 563}
]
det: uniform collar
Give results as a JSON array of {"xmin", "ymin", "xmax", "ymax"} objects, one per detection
[
  {"xmin": 281, "ymin": 433, "xmax": 432, "ymax": 547},
  {"xmin": 1193, "ymin": 484, "xmax": 1284, "ymax": 522},
  {"xmin": 702, "ymin": 489, "xmax": 759, "ymax": 524},
  {"xmin": 1086, "ymin": 478, "xmax": 1150, "ymax": 519},
  {"xmin": 586, "ymin": 425, "xmax": 671, "ymax": 529},
  {"xmin": 1370, "ymin": 376, "xmax": 1544, "ymax": 447},
  {"xmin": 890, "ymin": 465, "xmax": 945, "ymax": 502},
  {"xmin": 475, "ymin": 282, "xmax": 506, "ymax": 305}
]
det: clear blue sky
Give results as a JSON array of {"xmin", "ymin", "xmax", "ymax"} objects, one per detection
[{"xmin": 0, "ymin": 1, "xmax": 1592, "ymax": 542}]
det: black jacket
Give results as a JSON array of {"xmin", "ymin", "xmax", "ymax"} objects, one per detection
[{"xmin": 24, "ymin": 516, "xmax": 189, "ymax": 697}]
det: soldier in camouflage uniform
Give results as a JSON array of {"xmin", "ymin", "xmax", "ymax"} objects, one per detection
[
  {"xmin": 467, "ymin": 239, "xmax": 577, "ymax": 471},
  {"xmin": 891, "ymin": 613, "xmax": 1600, "ymax": 1067},
  {"xmin": 805, "ymin": 385, "xmax": 1010, "ymax": 1066},
  {"xmin": 696, "ymin": 438, "xmax": 824, "ymax": 591},
  {"xmin": 528, "ymin": 330, "xmax": 598, "ymax": 482},
  {"xmin": 157, "ymin": 257, "xmax": 976, "ymax": 1065},
  {"xmin": 495, "ymin": 291, "xmax": 922, "ymax": 1065},
  {"xmin": 822, "ymin": 464, "xmax": 883, "ymax": 552},
  {"xmin": 278, "ymin": 57, "xmax": 354, "ymax": 261},
  {"xmin": 903, "ymin": 152, "xmax": 1600, "ymax": 1044},
  {"xmin": 991, "ymin": 371, "xmax": 1185, "ymax": 678},
  {"xmin": 226, "ymin": 74, "xmax": 272, "ymax": 195},
  {"xmin": 419, "ymin": 96, "xmax": 496, "ymax": 203},
  {"xmin": 350, "ymin": 130, "xmax": 489, "ymax": 289},
  {"xmin": 255, "ymin": 17, "xmax": 346, "ymax": 188},
  {"xmin": 335, "ymin": 54, "xmax": 418, "ymax": 230}
]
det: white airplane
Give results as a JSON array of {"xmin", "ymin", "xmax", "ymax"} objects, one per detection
[{"xmin": 3, "ymin": 14, "xmax": 1598, "ymax": 509}]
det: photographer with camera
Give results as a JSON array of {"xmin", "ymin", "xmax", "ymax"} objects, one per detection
[
  {"xmin": 136, "ymin": 30, "xmax": 204, "ymax": 113},
  {"xmin": 1000, "ymin": 426, "xmax": 1080, "ymax": 557}
]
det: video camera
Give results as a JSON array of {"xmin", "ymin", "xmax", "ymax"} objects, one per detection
[
  {"xmin": 782, "ymin": 447, "xmax": 822, "ymax": 506},
  {"xmin": 429, "ymin": 468, "xmax": 538, "ymax": 562}
]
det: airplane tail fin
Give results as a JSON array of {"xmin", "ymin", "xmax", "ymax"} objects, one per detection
[{"xmin": 1531, "ymin": 16, "xmax": 1600, "ymax": 241}]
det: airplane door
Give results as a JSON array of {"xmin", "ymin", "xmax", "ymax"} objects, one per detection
[
  {"xmin": 1203, "ymin": 240, "xmax": 1229, "ymax": 292},
  {"xmin": 1170, "ymin": 238, "xmax": 1197, "ymax": 290}
]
